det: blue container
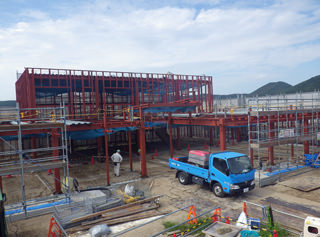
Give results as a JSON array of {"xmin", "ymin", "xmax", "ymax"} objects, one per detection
[{"xmin": 248, "ymin": 217, "xmax": 260, "ymax": 230}]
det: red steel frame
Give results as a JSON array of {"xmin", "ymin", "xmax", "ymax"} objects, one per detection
[{"xmin": 16, "ymin": 68, "xmax": 213, "ymax": 119}]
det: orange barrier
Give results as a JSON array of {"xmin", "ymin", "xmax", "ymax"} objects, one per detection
[
  {"xmin": 48, "ymin": 216, "xmax": 62, "ymax": 237},
  {"xmin": 187, "ymin": 205, "xmax": 197, "ymax": 224},
  {"xmin": 212, "ymin": 207, "xmax": 221, "ymax": 223}
]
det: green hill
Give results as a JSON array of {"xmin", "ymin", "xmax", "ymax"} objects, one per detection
[
  {"xmin": 285, "ymin": 75, "xmax": 320, "ymax": 94},
  {"xmin": 250, "ymin": 81, "xmax": 292, "ymax": 96}
]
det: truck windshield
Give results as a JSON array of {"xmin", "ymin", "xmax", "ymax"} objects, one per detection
[{"xmin": 227, "ymin": 156, "xmax": 252, "ymax": 174}]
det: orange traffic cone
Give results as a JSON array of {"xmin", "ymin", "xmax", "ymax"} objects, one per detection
[{"xmin": 242, "ymin": 202, "xmax": 247, "ymax": 216}]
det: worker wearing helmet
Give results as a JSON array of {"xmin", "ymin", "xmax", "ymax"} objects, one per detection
[{"xmin": 111, "ymin": 149, "xmax": 123, "ymax": 177}]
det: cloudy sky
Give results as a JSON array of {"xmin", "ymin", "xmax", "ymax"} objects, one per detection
[{"xmin": 1, "ymin": 0, "xmax": 320, "ymax": 100}]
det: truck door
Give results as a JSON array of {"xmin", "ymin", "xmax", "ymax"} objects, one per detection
[{"xmin": 211, "ymin": 158, "xmax": 229, "ymax": 182}]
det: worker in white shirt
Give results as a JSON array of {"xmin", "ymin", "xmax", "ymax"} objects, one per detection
[{"xmin": 111, "ymin": 149, "xmax": 123, "ymax": 177}]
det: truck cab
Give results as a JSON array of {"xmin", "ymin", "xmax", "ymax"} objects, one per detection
[
  {"xmin": 209, "ymin": 152, "xmax": 255, "ymax": 197},
  {"xmin": 169, "ymin": 151, "xmax": 255, "ymax": 197}
]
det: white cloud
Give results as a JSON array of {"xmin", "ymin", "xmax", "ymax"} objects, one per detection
[{"xmin": 0, "ymin": 0, "xmax": 320, "ymax": 99}]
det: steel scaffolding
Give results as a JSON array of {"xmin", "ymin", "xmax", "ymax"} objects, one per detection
[
  {"xmin": 0, "ymin": 104, "xmax": 69, "ymax": 216},
  {"xmin": 248, "ymin": 93, "xmax": 320, "ymax": 186}
]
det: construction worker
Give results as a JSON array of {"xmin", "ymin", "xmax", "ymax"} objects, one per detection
[{"xmin": 111, "ymin": 149, "xmax": 123, "ymax": 177}]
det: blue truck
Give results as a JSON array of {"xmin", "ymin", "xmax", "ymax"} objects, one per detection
[{"xmin": 169, "ymin": 151, "xmax": 255, "ymax": 197}]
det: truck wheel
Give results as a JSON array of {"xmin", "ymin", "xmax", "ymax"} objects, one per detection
[
  {"xmin": 212, "ymin": 183, "xmax": 225, "ymax": 198},
  {"xmin": 178, "ymin": 172, "xmax": 190, "ymax": 185}
]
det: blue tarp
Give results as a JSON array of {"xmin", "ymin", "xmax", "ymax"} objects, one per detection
[
  {"xmin": 67, "ymin": 122, "xmax": 168, "ymax": 140},
  {"xmin": 264, "ymin": 165, "xmax": 305, "ymax": 176},
  {"xmin": 1, "ymin": 122, "xmax": 199, "ymax": 141},
  {"xmin": 145, "ymin": 121, "xmax": 167, "ymax": 128},
  {"xmin": 0, "ymin": 133, "xmax": 46, "ymax": 141},
  {"xmin": 67, "ymin": 127, "xmax": 137, "ymax": 140}
]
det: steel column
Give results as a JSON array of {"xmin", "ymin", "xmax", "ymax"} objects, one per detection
[
  {"xmin": 176, "ymin": 127, "xmax": 181, "ymax": 150},
  {"xmin": 209, "ymin": 127, "xmax": 213, "ymax": 146},
  {"xmin": 304, "ymin": 119, "xmax": 309, "ymax": 154},
  {"xmin": 188, "ymin": 112, "xmax": 193, "ymax": 137},
  {"xmin": 103, "ymin": 113, "xmax": 110, "ymax": 186},
  {"xmin": 128, "ymin": 131, "xmax": 133, "ymax": 171},
  {"xmin": 97, "ymin": 137, "xmax": 102, "ymax": 155},
  {"xmin": 237, "ymin": 127, "xmax": 241, "ymax": 142},
  {"xmin": 139, "ymin": 108, "xmax": 147, "ymax": 177},
  {"xmin": 169, "ymin": 113, "xmax": 174, "ymax": 158},
  {"xmin": 32, "ymin": 136, "xmax": 37, "ymax": 159},
  {"xmin": 269, "ymin": 122, "xmax": 275, "ymax": 165},
  {"xmin": 219, "ymin": 119, "xmax": 226, "ymax": 151}
]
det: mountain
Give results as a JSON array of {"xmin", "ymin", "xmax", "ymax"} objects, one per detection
[
  {"xmin": 250, "ymin": 81, "xmax": 293, "ymax": 96},
  {"xmin": 285, "ymin": 75, "xmax": 320, "ymax": 94}
]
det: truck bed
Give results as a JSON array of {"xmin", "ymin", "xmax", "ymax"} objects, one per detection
[{"xmin": 169, "ymin": 157, "xmax": 209, "ymax": 180}]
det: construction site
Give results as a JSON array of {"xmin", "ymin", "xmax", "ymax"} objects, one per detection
[{"xmin": 1, "ymin": 67, "xmax": 320, "ymax": 236}]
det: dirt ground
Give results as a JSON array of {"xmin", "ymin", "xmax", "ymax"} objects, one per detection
[{"xmin": 3, "ymin": 140, "xmax": 320, "ymax": 236}]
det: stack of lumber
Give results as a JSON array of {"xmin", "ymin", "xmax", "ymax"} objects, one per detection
[{"xmin": 67, "ymin": 195, "xmax": 162, "ymax": 234}]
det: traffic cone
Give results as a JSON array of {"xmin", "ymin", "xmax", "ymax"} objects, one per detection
[
  {"xmin": 242, "ymin": 202, "xmax": 247, "ymax": 216},
  {"xmin": 188, "ymin": 144, "xmax": 190, "ymax": 152},
  {"xmin": 204, "ymin": 142, "xmax": 207, "ymax": 149},
  {"xmin": 154, "ymin": 148, "xmax": 158, "ymax": 157},
  {"xmin": 91, "ymin": 156, "xmax": 95, "ymax": 165},
  {"xmin": 48, "ymin": 169, "xmax": 52, "ymax": 175}
]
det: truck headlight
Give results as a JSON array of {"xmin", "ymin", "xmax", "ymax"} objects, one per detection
[
  {"xmin": 251, "ymin": 180, "xmax": 255, "ymax": 186},
  {"xmin": 230, "ymin": 184, "xmax": 240, "ymax": 189}
]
